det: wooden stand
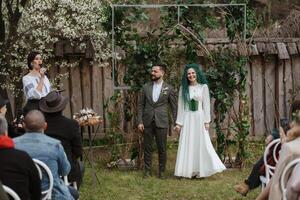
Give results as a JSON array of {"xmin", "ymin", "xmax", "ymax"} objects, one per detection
[{"xmin": 80, "ymin": 122, "xmax": 102, "ymax": 185}]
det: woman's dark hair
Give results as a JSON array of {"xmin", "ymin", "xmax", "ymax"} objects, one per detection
[{"xmin": 27, "ymin": 51, "xmax": 40, "ymax": 70}]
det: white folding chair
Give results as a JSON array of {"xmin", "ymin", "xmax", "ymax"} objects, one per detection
[
  {"xmin": 281, "ymin": 158, "xmax": 300, "ymax": 200},
  {"xmin": 63, "ymin": 175, "xmax": 78, "ymax": 190},
  {"xmin": 259, "ymin": 138, "xmax": 281, "ymax": 189},
  {"xmin": 2, "ymin": 185, "xmax": 21, "ymax": 200},
  {"xmin": 33, "ymin": 158, "xmax": 54, "ymax": 200}
]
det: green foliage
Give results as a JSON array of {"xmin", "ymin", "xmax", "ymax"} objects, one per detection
[
  {"xmin": 206, "ymin": 49, "xmax": 250, "ymax": 162},
  {"xmin": 104, "ymin": 91, "xmax": 126, "ymax": 161},
  {"xmin": 226, "ymin": 0, "xmax": 262, "ymax": 40},
  {"xmin": 108, "ymin": 2, "xmax": 258, "ymax": 164}
]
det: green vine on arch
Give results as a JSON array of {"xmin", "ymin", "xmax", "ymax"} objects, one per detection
[{"xmin": 104, "ymin": 0, "xmax": 260, "ymax": 166}]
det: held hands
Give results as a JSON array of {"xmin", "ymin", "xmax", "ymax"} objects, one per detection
[
  {"xmin": 204, "ymin": 123, "xmax": 210, "ymax": 131},
  {"xmin": 138, "ymin": 123, "xmax": 144, "ymax": 133},
  {"xmin": 174, "ymin": 124, "xmax": 181, "ymax": 134}
]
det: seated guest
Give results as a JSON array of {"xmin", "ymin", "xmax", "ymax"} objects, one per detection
[
  {"xmin": 0, "ymin": 117, "xmax": 41, "ymax": 200},
  {"xmin": 0, "ymin": 95, "xmax": 8, "ymax": 118},
  {"xmin": 39, "ymin": 91, "xmax": 83, "ymax": 188},
  {"xmin": 14, "ymin": 110, "xmax": 78, "ymax": 200},
  {"xmin": 235, "ymin": 100, "xmax": 300, "ymax": 196},
  {"xmin": 0, "ymin": 94, "xmax": 25, "ymax": 138},
  {"xmin": 286, "ymin": 162, "xmax": 300, "ymax": 200},
  {"xmin": 256, "ymin": 113, "xmax": 300, "ymax": 200}
]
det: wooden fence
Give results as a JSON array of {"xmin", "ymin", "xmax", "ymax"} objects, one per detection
[{"xmin": 6, "ymin": 38, "xmax": 300, "ymax": 137}]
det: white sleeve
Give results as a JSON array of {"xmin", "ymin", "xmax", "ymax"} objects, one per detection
[
  {"xmin": 22, "ymin": 76, "xmax": 42, "ymax": 99},
  {"xmin": 202, "ymin": 84, "xmax": 211, "ymax": 123},
  {"xmin": 176, "ymin": 87, "xmax": 185, "ymax": 126}
]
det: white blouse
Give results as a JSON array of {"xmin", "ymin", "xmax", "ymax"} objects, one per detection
[
  {"xmin": 176, "ymin": 84, "xmax": 211, "ymax": 126},
  {"xmin": 22, "ymin": 74, "xmax": 51, "ymax": 100}
]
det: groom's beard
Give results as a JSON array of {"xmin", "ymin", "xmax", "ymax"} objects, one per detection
[{"xmin": 151, "ymin": 75, "xmax": 161, "ymax": 82}]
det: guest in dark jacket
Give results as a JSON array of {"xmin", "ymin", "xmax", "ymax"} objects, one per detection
[
  {"xmin": 0, "ymin": 94, "xmax": 25, "ymax": 138},
  {"xmin": 39, "ymin": 91, "xmax": 83, "ymax": 187},
  {"xmin": 0, "ymin": 117, "xmax": 41, "ymax": 200}
]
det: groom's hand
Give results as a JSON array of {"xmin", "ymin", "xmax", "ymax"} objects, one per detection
[{"xmin": 138, "ymin": 123, "xmax": 144, "ymax": 133}]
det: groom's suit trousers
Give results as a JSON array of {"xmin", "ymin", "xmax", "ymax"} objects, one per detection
[{"xmin": 144, "ymin": 121, "xmax": 167, "ymax": 172}]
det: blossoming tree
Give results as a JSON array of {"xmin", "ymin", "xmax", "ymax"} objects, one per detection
[{"xmin": 0, "ymin": 0, "xmax": 110, "ymax": 116}]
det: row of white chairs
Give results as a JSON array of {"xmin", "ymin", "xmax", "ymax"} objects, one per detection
[
  {"xmin": 3, "ymin": 158, "xmax": 76, "ymax": 200},
  {"xmin": 258, "ymin": 138, "xmax": 300, "ymax": 199},
  {"xmin": 259, "ymin": 138, "xmax": 281, "ymax": 189}
]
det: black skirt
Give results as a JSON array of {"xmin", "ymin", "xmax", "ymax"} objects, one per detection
[{"xmin": 23, "ymin": 99, "xmax": 41, "ymax": 116}]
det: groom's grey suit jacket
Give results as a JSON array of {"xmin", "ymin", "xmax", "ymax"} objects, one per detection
[{"xmin": 138, "ymin": 81, "xmax": 177, "ymax": 128}]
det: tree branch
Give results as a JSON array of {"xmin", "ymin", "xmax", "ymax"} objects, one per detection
[{"xmin": 0, "ymin": 0, "xmax": 5, "ymax": 44}]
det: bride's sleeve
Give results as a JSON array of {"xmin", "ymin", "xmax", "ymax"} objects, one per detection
[
  {"xmin": 176, "ymin": 87, "xmax": 184, "ymax": 126},
  {"xmin": 203, "ymin": 84, "xmax": 211, "ymax": 123}
]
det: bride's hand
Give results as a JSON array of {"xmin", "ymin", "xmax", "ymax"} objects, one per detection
[
  {"xmin": 174, "ymin": 125, "xmax": 181, "ymax": 134},
  {"xmin": 204, "ymin": 123, "xmax": 210, "ymax": 131}
]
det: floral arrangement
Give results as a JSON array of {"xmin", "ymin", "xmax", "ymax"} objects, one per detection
[
  {"xmin": 73, "ymin": 108, "xmax": 103, "ymax": 126},
  {"xmin": 107, "ymin": 159, "xmax": 136, "ymax": 170}
]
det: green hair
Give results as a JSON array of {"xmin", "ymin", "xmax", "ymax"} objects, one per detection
[{"xmin": 181, "ymin": 63, "xmax": 208, "ymax": 108}]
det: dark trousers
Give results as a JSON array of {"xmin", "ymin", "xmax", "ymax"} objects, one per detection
[
  {"xmin": 144, "ymin": 122, "xmax": 168, "ymax": 173},
  {"xmin": 245, "ymin": 156, "xmax": 264, "ymax": 189},
  {"xmin": 68, "ymin": 186, "xmax": 79, "ymax": 200}
]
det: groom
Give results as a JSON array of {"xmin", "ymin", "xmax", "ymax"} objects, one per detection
[{"xmin": 137, "ymin": 63, "xmax": 177, "ymax": 178}]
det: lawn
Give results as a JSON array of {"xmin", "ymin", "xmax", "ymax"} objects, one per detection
[{"xmin": 79, "ymin": 141, "xmax": 263, "ymax": 200}]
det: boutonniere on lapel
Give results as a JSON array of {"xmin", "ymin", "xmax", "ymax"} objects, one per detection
[{"xmin": 161, "ymin": 87, "xmax": 169, "ymax": 95}]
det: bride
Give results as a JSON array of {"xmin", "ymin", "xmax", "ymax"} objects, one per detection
[{"xmin": 174, "ymin": 63, "xmax": 226, "ymax": 178}]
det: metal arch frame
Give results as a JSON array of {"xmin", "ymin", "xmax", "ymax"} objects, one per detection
[{"xmin": 111, "ymin": 3, "xmax": 247, "ymax": 90}]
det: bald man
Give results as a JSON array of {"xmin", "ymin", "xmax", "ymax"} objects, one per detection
[{"xmin": 13, "ymin": 110, "xmax": 79, "ymax": 200}]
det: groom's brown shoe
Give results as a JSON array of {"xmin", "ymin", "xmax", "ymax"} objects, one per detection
[{"xmin": 234, "ymin": 182, "xmax": 249, "ymax": 196}]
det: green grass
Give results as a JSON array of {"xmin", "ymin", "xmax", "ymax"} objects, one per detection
[{"xmin": 79, "ymin": 144, "xmax": 262, "ymax": 200}]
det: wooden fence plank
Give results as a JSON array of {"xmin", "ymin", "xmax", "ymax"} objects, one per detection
[
  {"xmin": 252, "ymin": 56, "xmax": 265, "ymax": 136},
  {"xmin": 92, "ymin": 65, "xmax": 104, "ymax": 130},
  {"xmin": 266, "ymin": 43, "xmax": 277, "ymax": 55},
  {"xmin": 278, "ymin": 60, "xmax": 285, "ymax": 119},
  {"xmin": 287, "ymin": 43, "xmax": 298, "ymax": 55},
  {"xmin": 103, "ymin": 66, "xmax": 114, "ymax": 128},
  {"xmin": 277, "ymin": 43, "xmax": 290, "ymax": 60},
  {"xmin": 70, "ymin": 61, "xmax": 83, "ymax": 114},
  {"xmin": 257, "ymin": 42, "xmax": 266, "ymax": 53},
  {"xmin": 59, "ymin": 66, "xmax": 71, "ymax": 118},
  {"xmin": 264, "ymin": 55, "xmax": 276, "ymax": 133},
  {"xmin": 292, "ymin": 56, "xmax": 300, "ymax": 100},
  {"xmin": 284, "ymin": 59, "xmax": 294, "ymax": 118},
  {"xmin": 81, "ymin": 60, "xmax": 92, "ymax": 109},
  {"xmin": 246, "ymin": 62, "xmax": 254, "ymax": 136}
]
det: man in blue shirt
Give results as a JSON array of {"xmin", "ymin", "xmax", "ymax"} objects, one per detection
[{"xmin": 14, "ymin": 110, "xmax": 78, "ymax": 200}]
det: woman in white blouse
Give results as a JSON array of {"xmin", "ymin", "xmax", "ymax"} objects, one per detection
[
  {"xmin": 174, "ymin": 63, "xmax": 225, "ymax": 178},
  {"xmin": 22, "ymin": 51, "xmax": 51, "ymax": 116}
]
